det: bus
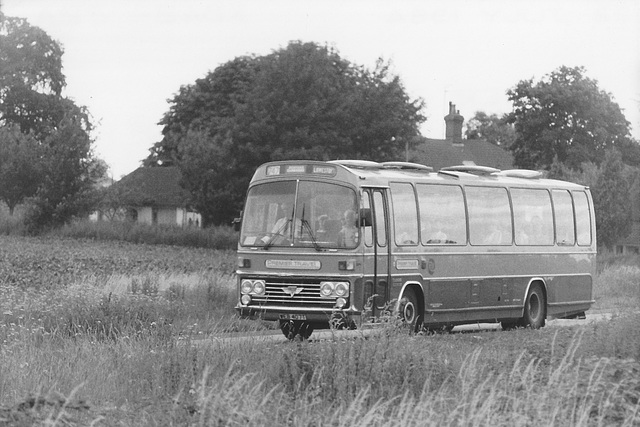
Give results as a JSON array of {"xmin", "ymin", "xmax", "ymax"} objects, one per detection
[{"xmin": 235, "ymin": 160, "xmax": 596, "ymax": 340}]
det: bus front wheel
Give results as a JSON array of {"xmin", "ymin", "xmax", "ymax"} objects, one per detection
[
  {"xmin": 398, "ymin": 288, "xmax": 423, "ymax": 333},
  {"xmin": 523, "ymin": 283, "xmax": 546, "ymax": 329},
  {"xmin": 279, "ymin": 320, "xmax": 314, "ymax": 340}
]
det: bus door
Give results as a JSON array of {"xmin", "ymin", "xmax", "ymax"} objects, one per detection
[{"xmin": 362, "ymin": 188, "xmax": 391, "ymax": 320}]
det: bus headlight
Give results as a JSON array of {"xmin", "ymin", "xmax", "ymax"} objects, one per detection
[
  {"xmin": 320, "ymin": 282, "xmax": 334, "ymax": 297},
  {"xmin": 241, "ymin": 294, "xmax": 252, "ymax": 305},
  {"xmin": 241, "ymin": 280, "xmax": 253, "ymax": 294},
  {"xmin": 241, "ymin": 279, "xmax": 266, "ymax": 295},
  {"xmin": 335, "ymin": 282, "xmax": 349, "ymax": 297},
  {"xmin": 335, "ymin": 298, "xmax": 347, "ymax": 308},
  {"xmin": 320, "ymin": 281, "xmax": 350, "ymax": 298},
  {"xmin": 253, "ymin": 280, "xmax": 266, "ymax": 295}
]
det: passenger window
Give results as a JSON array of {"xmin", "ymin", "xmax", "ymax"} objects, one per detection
[
  {"xmin": 511, "ymin": 188, "xmax": 553, "ymax": 246},
  {"xmin": 417, "ymin": 184, "xmax": 466, "ymax": 245},
  {"xmin": 390, "ymin": 183, "xmax": 419, "ymax": 245},
  {"xmin": 467, "ymin": 186, "xmax": 512, "ymax": 246},
  {"xmin": 552, "ymin": 190, "xmax": 576, "ymax": 245},
  {"xmin": 573, "ymin": 191, "xmax": 592, "ymax": 246}
]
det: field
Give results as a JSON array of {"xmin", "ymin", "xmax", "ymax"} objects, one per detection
[{"xmin": 1, "ymin": 235, "xmax": 639, "ymax": 426}]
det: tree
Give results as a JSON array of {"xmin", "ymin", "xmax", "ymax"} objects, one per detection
[
  {"xmin": 0, "ymin": 14, "xmax": 66, "ymax": 138},
  {"xmin": 0, "ymin": 14, "xmax": 105, "ymax": 229},
  {"xmin": 465, "ymin": 111, "xmax": 515, "ymax": 148},
  {"xmin": 0, "ymin": 125, "xmax": 42, "ymax": 214},
  {"xmin": 506, "ymin": 66, "xmax": 631, "ymax": 170},
  {"xmin": 150, "ymin": 41, "xmax": 425, "ymax": 225},
  {"xmin": 24, "ymin": 117, "xmax": 106, "ymax": 231}
]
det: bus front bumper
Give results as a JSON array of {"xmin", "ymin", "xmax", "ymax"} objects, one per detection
[{"xmin": 235, "ymin": 304, "xmax": 362, "ymax": 326}]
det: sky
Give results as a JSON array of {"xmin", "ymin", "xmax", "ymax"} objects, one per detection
[{"xmin": 3, "ymin": 0, "xmax": 640, "ymax": 179}]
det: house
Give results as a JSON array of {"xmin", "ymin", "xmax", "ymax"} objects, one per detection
[
  {"xmin": 95, "ymin": 166, "xmax": 201, "ymax": 227},
  {"xmin": 410, "ymin": 102, "xmax": 514, "ymax": 171}
]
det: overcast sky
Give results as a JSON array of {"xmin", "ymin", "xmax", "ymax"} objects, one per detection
[{"xmin": 3, "ymin": 0, "xmax": 639, "ymax": 179}]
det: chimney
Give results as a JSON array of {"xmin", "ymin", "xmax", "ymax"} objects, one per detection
[{"xmin": 444, "ymin": 102, "xmax": 464, "ymax": 143}]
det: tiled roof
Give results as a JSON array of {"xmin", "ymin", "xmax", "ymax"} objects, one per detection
[
  {"xmin": 113, "ymin": 166, "xmax": 190, "ymax": 207},
  {"xmin": 411, "ymin": 138, "xmax": 514, "ymax": 171}
]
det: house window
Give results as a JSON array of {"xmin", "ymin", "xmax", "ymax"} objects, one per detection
[{"xmin": 152, "ymin": 208, "xmax": 158, "ymax": 224}]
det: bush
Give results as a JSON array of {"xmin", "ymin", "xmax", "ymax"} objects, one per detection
[{"xmin": 49, "ymin": 219, "xmax": 238, "ymax": 249}]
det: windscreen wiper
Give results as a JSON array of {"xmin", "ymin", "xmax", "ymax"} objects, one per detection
[{"xmin": 300, "ymin": 204, "xmax": 323, "ymax": 251}]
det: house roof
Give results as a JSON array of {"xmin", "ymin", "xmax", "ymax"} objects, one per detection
[
  {"xmin": 411, "ymin": 137, "xmax": 514, "ymax": 171},
  {"xmin": 113, "ymin": 166, "xmax": 190, "ymax": 207}
]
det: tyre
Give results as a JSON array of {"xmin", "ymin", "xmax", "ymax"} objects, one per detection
[
  {"xmin": 279, "ymin": 320, "xmax": 298, "ymax": 340},
  {"xmin": 397, "ymin": 288, "xmax": 423, "ymax": 333},
  {"xmin": 523, "ymin": 283, "xmax": 546, "ymax": 329},
  {"xmin": 500, "ymin": 320, "xmax": 521, "ymax": 331},
  {"xmin": 279, "ymin": 320, "xmax": 314, "ymax": 340}
]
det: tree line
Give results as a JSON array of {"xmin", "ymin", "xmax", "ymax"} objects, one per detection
[{"xmin": 1, "ymin": 13, "xmax": 638, "ymax": 249}]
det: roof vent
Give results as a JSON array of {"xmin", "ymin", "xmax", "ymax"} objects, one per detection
[
  {"xmin": 381, "ymin": 162, "xmax": 433, "ymax": 172},
  {"xmin": 493, "ymin": 169, "xmax": 543, "ymax": 179},
  {"xmin": 328, "ymin": 160, "xmax": 381, "ymax": 169},
  {"xmin": 440, "ymin": 165, "xmax": 500, "ymax": 176}
]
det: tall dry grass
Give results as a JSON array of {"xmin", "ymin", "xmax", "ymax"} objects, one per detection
[{"xmin": 1, "ymin": 235, "xmax": 639, "ymax": 425}]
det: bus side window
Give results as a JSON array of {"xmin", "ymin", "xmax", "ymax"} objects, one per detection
[
  {"xmin": 552, "ymin": 190, "xmax": 576, "ymax": 245},
  {"xmin": 573, "ymin": 191, "xmax": 592, "ymax": 246},
  {"xmin": 417, "ymin": 184, "xmax": 466, "ymax": 245},
  {"xmin": 467, "ymin": 186, "xmax": 513, "ymax": 246},
  {"xmin": 512, "ymin": 188, "xmax": 553, "ymax": 245},
  {"xmin": 390, "ymin": 182, "xmax": 419, "ymax": 245}
]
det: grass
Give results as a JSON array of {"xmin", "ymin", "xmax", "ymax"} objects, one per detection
[{"xmin": 0, "ymin": 234, "xmax": 639, "ymax": 425}]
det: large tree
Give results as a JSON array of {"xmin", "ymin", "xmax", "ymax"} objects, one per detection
[
  {"xmin": 465, "ymin": 111, "xmax": 516, "ymax": 149},
  {"xmin": 0, "ymin": 13, "xmax": 105, "ymax": 229},
  {"xmin": 150, "ymin": 41, "xmax": 425, "ymax": 225},
  {"xmin": 506, "ymin": 66, "xmax": 632, "ymax": 170}
]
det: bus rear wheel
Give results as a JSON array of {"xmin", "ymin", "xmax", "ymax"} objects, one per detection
[
  {"xmin": 279, "ymin": 320, "xmax": 314, "ymax": 340},
  {"xmin": 398, "ymin": 288, "xmax": 423, "ymax": 333},
  {"xmin": 523, "ymin": 283, "xmax": 546, "ymax": 329}
]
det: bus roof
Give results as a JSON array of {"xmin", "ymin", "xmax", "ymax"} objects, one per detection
[{"xmin": 250, "ymin": 160, "xmax": 588, "ymax": 191}]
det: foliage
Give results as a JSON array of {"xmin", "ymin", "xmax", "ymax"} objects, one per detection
[
  {"xmin": 0, "ymin": 125, "xmax": 42, "ymax": 214},
  {"xmin": 51, "ymin": 218, "xmax": 239, "ymax": 249},
  {"xmin": 23, "ymin": 118, "xmax": 106, "ymax": 232},
  {"xmin": 465, "ymin": 111, "xmax": 516, "ymax": 148},
  {"xmin": 0, "ymin": 14, "xmax": 106, "ymax": 231},
  {"xmin": 506, "ymin": 66, "xmax": 632, "ymax": 170},
  {"xmin": 148, "ymin": 41, "xmax": 425, "ymax": 225},
  {"xmin": 0, "ymin": 13, "xmax": 65, "ymax": 138}
]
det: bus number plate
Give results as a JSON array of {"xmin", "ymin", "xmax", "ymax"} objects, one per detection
[{"xmin": 279, "ymin": 314, "xmax": 307, "ymax": 320}]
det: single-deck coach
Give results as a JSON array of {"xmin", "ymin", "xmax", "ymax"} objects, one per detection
[{"xmin": 235, "ymin": 160, "xmax": 596, "ymax": 340}]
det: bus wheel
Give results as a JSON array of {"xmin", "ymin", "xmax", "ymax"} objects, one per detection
[
  {"xmin": 279, "ymin": 320, "xmax": 314, "ymax": 340},
  {"xmin": 279, "ymin": 320, "xmax": 298, "ymax": 340},
  {"xmin": 298, "ymin": 322, "xmax": 314, "ymax": 340},
  {"xmin": 523, "ymin": 284, "xmax": 546, "ymax": 329},
  {"xmin": 398, "ymin": 289, "xmax": 423, "ymax": 333}
]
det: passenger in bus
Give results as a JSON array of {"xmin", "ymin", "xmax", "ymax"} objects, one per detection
[
  {"xmin": 483, "ymin": 221, "xmax": 504, "ymax": 245},
  {"xmin": 261, "ymin": 200, "xmax": 300, "ymax": 243},
  {"xmin": 338, "ymin": 209, "xmax": 358, "ymax": 247},
  {"xmin": 425, "ymin": 219, "xmax": 448, "ymax": 243}
]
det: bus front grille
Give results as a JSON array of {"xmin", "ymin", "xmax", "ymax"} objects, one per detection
[{"xmin": 250, "ymin": 278, "xmax": 336, "ymax": 308}]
